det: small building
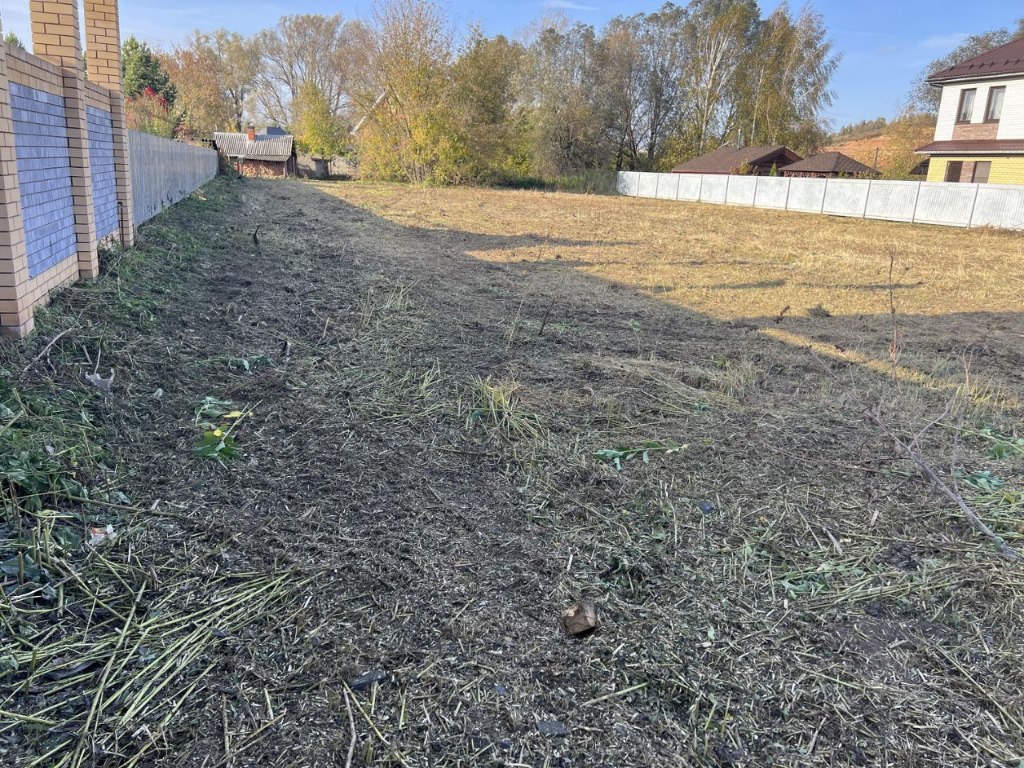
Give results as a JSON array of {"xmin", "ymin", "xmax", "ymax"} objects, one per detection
[
  {"xmin": 780, "ymin": 151, "xmax": 880, "ymax": 178},
  {"xmin": 916, "ymin": 37, "xmax": 1024, "ymax": 184},
  {"xmin": 213, "ymin": 123, "xmax": 297, "ymax": 178},
  {"xmin": 671, "ymin": 145, "xmax": 802, "ymax": 176}
]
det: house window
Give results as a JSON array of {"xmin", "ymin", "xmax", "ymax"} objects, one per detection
[
  {"xmin": 985, "ymin": 87, "xmax": 1005, "ymax": 122},
  {"xmin": 972, "ymin": 161, "xmax": 991, "ymax": 184},
  {"xmin": 945, "ymin": 161, "xmax": 964, "ymax": 183},
  {"xmin": 957, "ymin": 89, "xmax": 976, "ymax": 123}
]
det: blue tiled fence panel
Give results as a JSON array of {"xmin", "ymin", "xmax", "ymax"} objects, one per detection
[
  {"xmin": 10, "ymin": 83, "xmax": 76, "ymax": 278},
  {"xmin": 87, "ymin": 106, "xmax": 118, "ymax": 238}
]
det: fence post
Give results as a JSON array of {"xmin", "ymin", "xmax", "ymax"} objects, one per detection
[
  {"xmin": 752, "ymin": 176, "xmax": 759, "ymax": 207},
  {"xmin": 910, "ymin": 181, "xmax": 923, "ymax": 224},
  {"xmin": 820, "ymin": 177, "xmax": 829, "ymax": 215},
  {"xmin": 697, "ymin": 174, "xmax": 704, "ymax": 202},
  {"xmin": 724, "ymin": 174, "xmax": 731, "ymax": 206},
  {"xmin": 84, "ymin": 0, "xmax": 134, "ymax": 247},
  {"xmin": 967, "ymin": 183, "xmax": 981, "ymax": 228},
  {"xmin": 30, "ymin": 0, "xmax": 99, "ymax": 280},
  {"xmin": 0, "ymin": 43, "xmax": 34, "ymax": 337},
  {"xmin": 784, "ymin": 177, "xmax": 792, "ymax": 211},
  {"xmin": 862, "ymin": 180, "xmax": 871, "ymax": 218}
]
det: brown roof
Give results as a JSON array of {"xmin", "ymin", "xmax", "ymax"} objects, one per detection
[
  {"xmin": 780, "ymin": 151, "xmax": 880, "ymax": 176},
  {"xmin": 928, "ymin": 37, "xmax": 1024, "ymax": 83},
  {"xmin": 915, "ymin": 139, "xmax": 1024, "ymax": 155},
  {"xmin": 671, "ymin": 145, "xmax": 801, "ymax": 174},
  {"xmin": 213, "ymin": 131, "xmax": 295, "ymax": 161}
]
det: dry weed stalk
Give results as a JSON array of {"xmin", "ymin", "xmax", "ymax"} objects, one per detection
[{"xmin": 813, "ymin": 353, "xmax": 1021, "ymax": 561}]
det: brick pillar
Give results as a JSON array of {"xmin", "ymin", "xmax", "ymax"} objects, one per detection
[
  {"xmin": 30, "ymin": 1, "xmax": 99, "ymax": 279},
  {"xmin": 0, "ymin": 44, "xmax": 34, "ymax": 337},
  {"xmin": 84, "ymin": 0, "xmax": 133, "ymax": 247}
]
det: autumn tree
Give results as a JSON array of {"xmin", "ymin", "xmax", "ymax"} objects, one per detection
[
  {"xmin": 123, "ymin": 37, "xmax": 176, "ymax": 104},
  {"xmin": 882, "ymin": 109, "xmax": 936, "ymax": 179},
  {"xmin": 255, "ymin": 14, "xmax": 367, "ymax": 126},
  {"xmin": 908, "ymin": 18, "xmax": 1024, "ymax": 113},
  {"xmin": 519, "ymin": 23, "xmax": 603, "ymax": 176},
  {"xmin": 164, "ymin": 30, "xmax": 260, "ymax": 138},
  {"xmin": 449, "ymin": 31, "xmax": 529, "ymax": 180},
  {"xmin": 353, "ymin": 0, "xmax": 462, "ymax": 183},
  {"xmin": 736, "ymin": 3, "xmax": 838, "ymax": 153},
  {"xmin": 293, "ymin": 81, "xmax": 346, "ymax": 160}
]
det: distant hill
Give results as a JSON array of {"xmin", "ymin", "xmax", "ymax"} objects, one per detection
[{"xmin": 822, "ymin": 114, "xmax": 936, "ymax": 176}]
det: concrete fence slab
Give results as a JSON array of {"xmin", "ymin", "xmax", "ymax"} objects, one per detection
[
  {"xmin": 617, "ymin": 171, "xmax": 640, "ymax": 196},
  {"xmin": 865, "ymin": 180, "xmax": 919, "ymax": 222},
  {"xmin": 823, "ymin": 178, "xmax": 870, "ymax": 218},
  {"xmin": 637, "ymin": 173, "xmax": 659, "ymax": 198},
  {"xmin": 615, "ymin": 172, "xmax": 1024, "ymax": 230},
  {"xmin": 970, "ymin": 185, "xmax": 1024, "ymax": 229},
  {"xmin": 786, "ymin": 177, "xmax": 828, "ymax": 213},
  {"xmin": 914, "ymin": 183, "xmax": 977, "ymax": 227},
  {"xmin": 700, "ymin": 175, "xmax": 728, "ymax": 204},
  {"xmin": 726, "ymin": 176, "xmax": 757, "ymax": 206},
  {"xmin": 753, "ymin": 177, "xmax": 790, "ymax": 209},
  {"xmin": 655, "ymin": 173, "xmax": 680, "ymax": 200},
  {"xmin": 677, "ymin": 174, "xmax": 701, "ymax": 201}
]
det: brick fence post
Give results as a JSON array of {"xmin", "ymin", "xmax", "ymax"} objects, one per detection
[
  {"xmin": 0, "ymin": 43, "xmax": 34, "ymax": 337},
  {"xmin": 84, "ymin": 0, "xmax": 134, "ymax": 247},
  {"xmin": 30, "ymin": 0, "xmax": 100, "ymax": 279}
]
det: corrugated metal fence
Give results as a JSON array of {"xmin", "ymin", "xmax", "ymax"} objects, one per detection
[
  {"xmin": 128, "ymin": 131, "xmax": 219, "ymax": 226},
  {"xmin": 617, "ymin": 171, "xmax": 1024, "ymax": 231}
]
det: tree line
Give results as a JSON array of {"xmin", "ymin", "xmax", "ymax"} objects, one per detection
[{"xmin": 118, "ymin": 0, "xmax": 843, "ymax": 183}]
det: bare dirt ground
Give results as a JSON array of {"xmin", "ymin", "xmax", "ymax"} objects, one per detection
[{"xmin": 2, "ymin": 178, "xmax": 1023, "ymax": 767}]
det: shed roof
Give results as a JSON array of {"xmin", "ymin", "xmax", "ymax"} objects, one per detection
[
  {"xmin": 915, "ymin": 139, "xmax": 1024, "ymax": 155},
  {"xmin": 781, "ymin": 151, "xmax": 879, "ymax": 176},
  {"xmin": 928, "ymin": 37, "xmax": 1024, "ymax": 84},
  {"xmin": 213, "ymin": 131, "xmax": 294, "ymax": 161},
  {"xmin": 671, "ymin": 145, "xmax": 801, "ymax": 174}
]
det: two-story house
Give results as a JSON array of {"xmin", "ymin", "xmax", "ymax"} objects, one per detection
[{"xmin": 916, "ymin": 37, "xmax": 1024, "ymax": 184}]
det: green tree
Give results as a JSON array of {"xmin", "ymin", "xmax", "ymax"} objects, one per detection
[
  {"xmin": 908, "ymin": 18, "xmax": 1024, "ymax": 113},
  {"xmin": 293, "ymin": 81, "xmax": 346, "ymax": 159},
  {"xmin": 122, "ymin": 36, "xmax": 176, "ymax": 105},
  {"xmin": 4, "ymin": 32, "xmax": 25, "ymax": 49}
]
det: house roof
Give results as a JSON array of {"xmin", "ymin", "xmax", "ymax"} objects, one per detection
[
  {"xmin": 213, "ymin": 131, "xmax": 294, "ymax": 161},
  {"xmin": 781, "ymin": 151, "xmax": 880, "ymax": 176},
  {"xmin": 928, "ymin": 37, "xmax": 1024, "ymax": 84},
  {"xmin": 671, "ymin": 145, "xmax": 801, "ymax": 174},
  {"xmin": 916, "ymin": 139, "xmax": 1024, "ymax": 155}
]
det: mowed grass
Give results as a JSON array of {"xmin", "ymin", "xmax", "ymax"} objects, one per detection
[{"xmin": 320, "ymin": 182, "xmax": 1024, "ymax": 395}]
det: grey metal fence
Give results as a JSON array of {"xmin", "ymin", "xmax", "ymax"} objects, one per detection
[
  {"xmin": 617, "ymin": 171, "xmax": 1024, "ymax": 231},
  {"xmin": 128, "ymin": 131, "xmax": 219, "ymax": 226}
]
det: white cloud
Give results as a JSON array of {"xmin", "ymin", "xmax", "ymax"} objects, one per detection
[
  {"xmin": 919, "ymin": 33, "xmax": 968, "ymax": 50},
  {"xmin": 544, "ymin": 0, "xmax": 598, "ymax": 11}
]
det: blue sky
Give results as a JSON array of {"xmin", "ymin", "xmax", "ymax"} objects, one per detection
[{"xmin": 1, "ymin": 1, "xmax": 1019, "ymax": 127}]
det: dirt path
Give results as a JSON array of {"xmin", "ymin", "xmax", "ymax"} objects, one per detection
[{"xmin": 5, "ymin": 178, "xmax": 1024, "ymax": 767}]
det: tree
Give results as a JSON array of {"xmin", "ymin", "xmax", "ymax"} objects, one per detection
[
  {"xmin": 125, "ymin": 87, "xmax": 176, "ymax": 137},
  {"xmin": 908, "ymin": 18, "xmax": 1024, "ymax": 113},
  {"xmin": 293, "ymin": 81, "xmax": 346, "ymax": 160},
  {"xmin": 353, "ymin": 0, "xmax": 462, "ymax": 183},
  {"xmin": 676, "ymin": 0, "xmax": 760, "ymax": 155},
  {"xmin": 164, "ymin": 30, "xmax": 261, "ymax": 138},
  {"xmin": 122, "ymin": 36, "xmax": 176, "ymax": 105},
  {"xmin": 520, "ymin": 23, "xmax": 603, "ymax": 176},
  {"xmin": 255, "ymin": 15, "xmax": 367, "ymax": 127},
  {"xmin": 4, "ymin": 32, "xmax": 25, "ymax": 49},
  {"xmin": 450, "ymin": 31, "xmax": 529, "ymax": 180},
  {"xmin": 882, "ymin": 109, "xmax": 936, "ymax": 179},
  {"xmin": 736, "ymin": 3, "xmax": 839, "ymax": 153}
]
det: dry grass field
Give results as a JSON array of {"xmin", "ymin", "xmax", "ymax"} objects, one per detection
[{"xmin": 2, "ymin": 178, "xmax": 1023, "ymax": 767}]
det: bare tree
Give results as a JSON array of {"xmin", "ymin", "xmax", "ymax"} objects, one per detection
[{"xmin": 255, "ymin": 14, "xmax": 368, "ymax": 127}]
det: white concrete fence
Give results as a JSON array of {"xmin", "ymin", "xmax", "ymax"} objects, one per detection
[{"xmin": 617, "ymin": 171, "xmax": 1024, "ymax": 231}]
